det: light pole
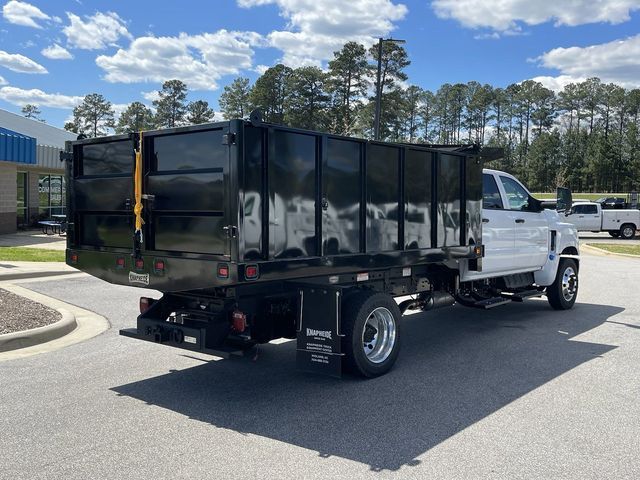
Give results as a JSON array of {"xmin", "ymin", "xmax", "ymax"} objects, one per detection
[{"xmin": 373, "ymin": 37, "xmax": 406, "ymax": 141}]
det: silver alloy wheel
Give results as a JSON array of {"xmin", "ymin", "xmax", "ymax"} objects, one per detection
[
  {"xmin": 561, "ymin": 266, "xmax": 578, "ymax": 301},
  {"xmin": 362, "ymin": 307, "xmax": 397, "ymax": 364},
  {"xmin": 623, "ymin": 226, "xmax": 634, "ymax": 238}
]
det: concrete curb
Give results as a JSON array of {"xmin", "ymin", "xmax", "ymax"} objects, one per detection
[
  {"xmin": 0, "ymin": 283, "xmax": 110, "ymax": 362},
  {"xmin": 582, "ymin": 243, "xmax": 640, "ymax": 258},
  {"xmin": 0, "ymin": 270, "xmax": 79, "ymax": 281},
  {"xmin": 0, "ymin": 308, "xmax": 77, "ymax": 353}
]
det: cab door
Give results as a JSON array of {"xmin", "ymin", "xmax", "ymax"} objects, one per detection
[
  {"xmin": 498, "ymin": 175, "xmax": 548, "ymax": 270},
  {"xmin": 478, "ymin": 173, "xmax": 516, "ymax": 274}
]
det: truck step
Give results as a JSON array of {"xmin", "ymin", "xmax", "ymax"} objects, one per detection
[
  {"xmin": 471, "ymin": 297, "xmax": 512, "ymax": 309},
  {"xmin": 501, "ymin": 289, "xmax": 544, "ymax": 302}
]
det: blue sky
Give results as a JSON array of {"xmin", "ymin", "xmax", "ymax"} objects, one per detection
[{"xmin": 0, "ymin": 0, "xmax": 639, "ymax": 128}]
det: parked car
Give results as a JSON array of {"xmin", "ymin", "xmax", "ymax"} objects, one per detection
[{"xmin": 566, "ymin": 201, "xmax": 640, "ymax": 238}]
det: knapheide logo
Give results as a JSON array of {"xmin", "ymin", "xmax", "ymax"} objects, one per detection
[
  {"xmin": 128, "ymin": 272, "xmax": 150, "ymax": 285},
  {"xmin": 306, "ymin": 328, "xmax": 332, "ymax": 340}
]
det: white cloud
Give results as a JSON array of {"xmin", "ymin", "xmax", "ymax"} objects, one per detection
[
  {"xmin": 141, "ymin": 90, "xmax": 159, "ymax": 103},
  {"xmin": 536, "ymin": 34, "xmax": 640, "ymax": 88},
  {"xmin": 0, "ymin": 86, "xmax": 83, "ymax": 108},
  {"xmin": 0, "ymin": 75, "xmax": 7, "ymax": 85},
  {"xmin": 238, "ymin": 0, "xmax": 408, "ymax": 67},
  {"xmin": 529, "ymin": 75, "xmax": 587, "ymax": 92},
  {"xmin": 2, "ymin": 0, "xmax": 50, "ymax": 29},
  {"xmin": 0, "ymin": 50, "xmax": 47, "ymax": 73},
  {"xmin": 41, "ymin": 44, "xmax": 73, "ymax": 60},
  {"xmin": 63, "ymin": 11, "xmax": 132, "ymax": 50},
  {"xmin": 96, "ymin": 30, "xmax": 263, "ymax": 90},
  {"xmin": 432, "ymin": 0, "xmax": 640, "ymax": 33},
  {"xmin": 253, "ymin": 64, "xmax": 270, "ymax": 74}
]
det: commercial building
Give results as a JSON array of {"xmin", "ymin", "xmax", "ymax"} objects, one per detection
[{"xmin": 0, "ymin": 108, "xmax": 76, "ymax": 234}]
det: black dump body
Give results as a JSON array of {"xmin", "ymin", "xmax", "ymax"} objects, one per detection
[{"xmin": 65, "ymin": 120, "xmax": 483, "ymax": 292}]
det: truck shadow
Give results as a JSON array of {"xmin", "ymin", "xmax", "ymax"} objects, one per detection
[{"xmin": 111, "ymin": 301, "xmax": 621, "ymax": 471}]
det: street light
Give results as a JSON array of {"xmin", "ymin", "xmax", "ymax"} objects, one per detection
[{"xmin": 373, "ymin": 37, "xmax": 406, "ymax": 141}]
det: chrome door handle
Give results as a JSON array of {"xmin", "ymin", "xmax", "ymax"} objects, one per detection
[{"xmin": 515, "ymin": 218, "xmax": 525, "ymax": 224}]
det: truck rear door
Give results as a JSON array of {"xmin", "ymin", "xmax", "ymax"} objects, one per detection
[{"xmin": 143, "ymin": 126, "xmax": 231, "ymax": 258}]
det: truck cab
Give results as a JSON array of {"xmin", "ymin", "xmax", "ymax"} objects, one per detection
[
  {"xmin": 462, "ymin": 169, "xmax": 579, "ymax": 292},
  {"xmin": 566, "ymin": 201, "xmax": 640, "ymax": 239}
]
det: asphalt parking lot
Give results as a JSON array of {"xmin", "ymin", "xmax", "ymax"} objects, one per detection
[{"xmin": 1, "ymin": 250, "xmax": 639, "ymax": 480}]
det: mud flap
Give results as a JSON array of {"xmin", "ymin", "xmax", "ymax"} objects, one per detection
[{"xmin": 296, "ymin": 285, "xmax": 344, "ymax": 378}]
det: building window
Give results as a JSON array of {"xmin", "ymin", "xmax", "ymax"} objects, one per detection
[
  {"xmin": 17, "ymin": 172, "xmax": 27, "ymax": 227},
  {"xmin": 38, "ymin": 174, "xmax": 66, "ymax": 219}
]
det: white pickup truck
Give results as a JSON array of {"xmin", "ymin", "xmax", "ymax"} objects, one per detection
[
  {"xmin": 458, "ymin": 169, "xmax": 580, "ymax": 311},
  {"xmin": 566, "ymin": 201, "xmax": 640, "ymax": 239}
]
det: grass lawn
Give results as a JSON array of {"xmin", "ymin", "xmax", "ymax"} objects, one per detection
[
  {"xmin": 533, "ymin": 192, "xmax": 626, "ymax": 201},
  {"xmin": 0, "ymin": 247, "xmax": 65, "ymax": 262},
  {"xmin": 586, "ymin": 243, "xmax": 640, "ymax": 256}
]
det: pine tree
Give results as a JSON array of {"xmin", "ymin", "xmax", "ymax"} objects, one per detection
[
  {"xmin": 285, "ymin": 66, "xmax": 330, "ymax": 131},
  {"xmin": 153, "ymin": 80, "xmax": 188, "ymax": 128},
  {"xmin": 71, "ymin": 93, "xmax": 114, "ymax": 138},
  {"xmin": 327, "ymin": 42, "xmax": 369, "ymax": 135},
  {"xmin": 115, "ymin": 102, "xmax": 154, "ymax": 134},
  {"xmin": 219, "ymin": 77, "xmax": 251, "ymax": 119},
  {"xmin": 249, "ymin": 64, "xmax": 292, "ymax": 124},
  {"xmin": 21, "ymin": 104, "xmax": 44, "ymax": 122},
  {"xmin": 186, "ymin": 100, "xmax": 215, "ymax": 125}
]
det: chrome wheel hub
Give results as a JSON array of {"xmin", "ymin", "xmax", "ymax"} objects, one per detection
[
  {"xmin": 561, "ymin": 266, "xmax": 578, "ymax": 301},
  {"xmin": 362, "ymin": 307, "xmax": 397, "ymax": 364}
]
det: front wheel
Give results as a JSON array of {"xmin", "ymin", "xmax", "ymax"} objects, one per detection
[
  {"xmin": 620, "ymin": 224, "xmax": 636, "ymax": 239},
  {"xmin": 608, "ymin": 231, "xmax": 620, "ymax": 238},
  {"xmin": 341, "ymin": 291, "xmax": 401, "ymax": 378},
  {"xmin": 547, "ymin": 259, "xmax": 579, "ymax": 310}
]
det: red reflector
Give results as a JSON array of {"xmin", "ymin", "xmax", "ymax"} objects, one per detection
[
  {"xmin": 139, "ymin": 297, "xmax": 151, "ymax": 314},
  {"xmin": 116, "ymin": 257, "xmax": 125, "ymax": 267},
  {"xmin": 70, "ymin": 253, "xmax": 78, "ymax": 264},
  {"xmin": 154, "ymin": 260, "xmax": 164, "ymax": 271},
  {"xmin": 217, "ymin": 264, "xmax": 229, "ymax": 278},
  {"xmin": 135, "ymin": 258, "xmax": 144, "ymax": 269},
  {"xmin": 232, "ymin": 310, "xmax": 246, "ymax": 333},
  {"xmin": 245, "ymin": 265, "xmax": 258, "ymax": 279}
]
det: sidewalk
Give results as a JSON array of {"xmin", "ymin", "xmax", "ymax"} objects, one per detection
[
  {"xmin": 0, "ymin": 231, "xmax": 76, "ymax": 281},
  {"xmin": 0, "ymin": 230, "xmax": 66, "ymax": 251}
]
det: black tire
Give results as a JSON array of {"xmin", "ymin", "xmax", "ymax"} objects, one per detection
[
  {"xmin": 547, "ymin": 259, "xmax": 579, "ymax": 310},
  {"xmin": 341, "ymin": 291, "xmax": 401, "ymax": 378},
  {"xmin": 620, "ymin": 224, "xmax": 636, "ymax": 239},
  {"xmin": 608, "ymin": 231, "xmax": 620, "ymax": 238}
]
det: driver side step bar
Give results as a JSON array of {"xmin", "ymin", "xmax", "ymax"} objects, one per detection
[{"xmin": 500, "ymin": 289, "xmax": 544, "ymax": 302}]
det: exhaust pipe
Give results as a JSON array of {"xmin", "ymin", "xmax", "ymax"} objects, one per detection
[{"xmin": 399, "ymin": 291, "xmax": 456, "ymax": 313}]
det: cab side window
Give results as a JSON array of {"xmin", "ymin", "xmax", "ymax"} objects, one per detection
[
  {"xmin": 499, "ymin": 176, "xmax": 530, "ymax": 211},
  {"xmin": 483, "ymin": 174, "xmax": 503, "ymax": 209}
]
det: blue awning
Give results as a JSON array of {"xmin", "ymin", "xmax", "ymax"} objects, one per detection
[{"xmin": 0, "ymin": 127, "xmax": 37, "ymax": 165}]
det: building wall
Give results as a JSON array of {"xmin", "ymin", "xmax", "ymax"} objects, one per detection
[{"xmin": 0, "ymin": 161, "xmax": 17, "ymax": 234}]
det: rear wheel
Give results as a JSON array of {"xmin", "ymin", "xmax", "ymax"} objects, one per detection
[
  {"xmin": 547, "ymin": 259, "xmax": 579, "ymax": 310},
  {"xmin": 620, "ymin": 224, "xmax": 636, "ymax": 239},
  {"xmin": 341, "ymin": 291, "xmax": 401, "ymax": 378}
]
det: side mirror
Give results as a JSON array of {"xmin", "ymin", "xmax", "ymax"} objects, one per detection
[{"xmin": 556, "ymin": 187, "xmax": 572, "ymax": 216}]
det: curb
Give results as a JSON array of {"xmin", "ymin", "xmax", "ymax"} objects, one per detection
[
  {"xmin": 0, "ymin": 308, "xmax": 77, "ymax": 353},
  {"xmin": 0, "ymin": 270, "xmax": 78, "ymax": 282},
  {"xmin": 582, "ymin": 243, "xmax": 640, "ymax": 258},
  {"xmin": 0, "ymin": 283, "xmax": 110, "ymax": 362}
]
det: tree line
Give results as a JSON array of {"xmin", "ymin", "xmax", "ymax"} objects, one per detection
[{"xmin": 53, "ymin": 40, "xmax": 640, "ymax": 193}]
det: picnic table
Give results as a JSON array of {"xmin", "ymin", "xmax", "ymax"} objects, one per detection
[{"xmin": 39, "ymin": 215, "xmax": 67, "ymax": 236}]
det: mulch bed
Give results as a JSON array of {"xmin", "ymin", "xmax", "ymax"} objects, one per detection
[{"xmin": 0, "ymin": 288, "xmax": 61, "ymax": 335}]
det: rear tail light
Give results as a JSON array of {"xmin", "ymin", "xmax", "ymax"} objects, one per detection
[
  {"xmin": 154, "ymin": 259, "xmax": 165, "ymax": 274},
  {"xmin": 116, "ymin": 257, "xmax": 125, "ymax": 269},
  {"xmin": 139, "ymin": 297, "xmax": 154, "ymax": 314},
  {"xmin": 135, "ymin": 258, "xmax": 144, "ymax": 270},
  {"xmin": 231, "ymin": 310, "xmax": 246, "ymax": 333},
  {"xmin": 217, "ymin": 264, "xmax": 229, "ymax": 278},
  {"xmin": 245, "ymin": 264, "xmax": 258, "ymax": 280},
  {"xmin": 69, "ymin": 252, "xmax": 78, "ymax": 264}
]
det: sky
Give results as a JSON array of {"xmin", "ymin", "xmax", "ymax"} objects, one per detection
[{"xmin": 0, "ymin": 0, "xmax": 639, "ymax": 128}]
